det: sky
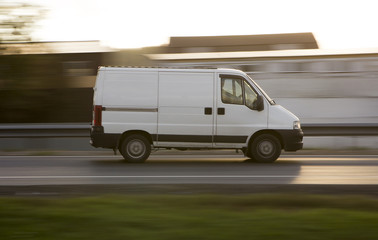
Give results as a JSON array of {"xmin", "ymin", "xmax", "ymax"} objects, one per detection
[{"xmin": 27, "ymin": 0, "xmax": 378, "ymax": 49}]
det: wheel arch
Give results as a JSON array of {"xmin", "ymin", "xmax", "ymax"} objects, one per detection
[
  {"xmin": 248, "ymin": 129, "xmax": 284, "ymax": 150},
  {"xmin": 118, "ymin": 130, "xmax": 153, "ymax": 152}
]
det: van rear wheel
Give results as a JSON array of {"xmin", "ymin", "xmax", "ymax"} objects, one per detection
[
  {"xmin": 250, "ymin": 134, "xmax": 281, "ymax": 163},
  {"xmin": 120, "ymin": 134, "xmax": 151, "ymax": 163}
]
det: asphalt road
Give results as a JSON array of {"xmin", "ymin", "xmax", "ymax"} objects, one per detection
[{"xmin": 1, "ymin": 153, "xmax": 378, "ymax": 186}]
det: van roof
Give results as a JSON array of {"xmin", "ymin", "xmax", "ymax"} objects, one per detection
[{"xmin": 98, "ymin": 66, "xmax": 245, "ymax": 75}]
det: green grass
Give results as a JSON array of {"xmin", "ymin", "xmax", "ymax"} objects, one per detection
[{"xmin": 0, "ymin": 194, "xmax": 377, "ymax": 240}]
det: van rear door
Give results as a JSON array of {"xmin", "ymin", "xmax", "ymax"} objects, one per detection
[{"xmin": 157, "ymin": 71, "xmax": 215, "ymax": 147}]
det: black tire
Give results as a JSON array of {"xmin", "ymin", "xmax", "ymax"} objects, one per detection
[
  {"xmin": 120, "ymin": 134, "xmax": 151, "ymax": 163},
  {"xmin": 250, "ymin": 134, "xmax": 281, "ymax": 163}
]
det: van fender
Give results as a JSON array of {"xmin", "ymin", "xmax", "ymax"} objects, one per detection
[
  {"xmin": 247, "ymin": 130, "xmax": 284, "ymax": 150},
  {"xmin": 118, "ymin": 130, "xmax": 153, "ymax": 152}
]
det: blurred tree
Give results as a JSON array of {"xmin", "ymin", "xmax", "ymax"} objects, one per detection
[
  {"xmin": 0, "ymin": 2, "xmax": 93, "ymax": 123},
  {"xmin": 0, "ymin": 1, "xmax": 46, "ymax": 43},
  {"xmin": 0, "ymin": 1, "xmax": 50, "ymax": 123}
]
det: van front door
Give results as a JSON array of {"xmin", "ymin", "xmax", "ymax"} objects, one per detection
[{"xmin": 215, "ymin": 74, "xmax": 268, "ymax": 148}]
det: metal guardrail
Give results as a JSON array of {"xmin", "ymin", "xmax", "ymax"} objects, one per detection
[
  {"xmin": 0, "ymin": 123, "xmax": 90, "ymax": 138},
  {"xmin": 302, "ymin": 123, "xmax": 378, "ymax": 136},
  {"xmin": 1, "ymin": 123, "xmax": 378, "ymax": 138}
]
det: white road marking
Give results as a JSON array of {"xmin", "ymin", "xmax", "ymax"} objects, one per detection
[
  {"xmin": 1, "ymin": 175, "xmax": 377, "ymax": 179},
  {"xmin": 1, "ymin": 155, "xmax": 378, "ymax": 160}
]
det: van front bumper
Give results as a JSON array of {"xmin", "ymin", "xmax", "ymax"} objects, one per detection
[
  {"xmin": 277, "ymin": 129, "xmax": 304, "ymax": 151},
  {"xmin": 90, "ymin": 126, "xmax": 120, "ymax": 149}
]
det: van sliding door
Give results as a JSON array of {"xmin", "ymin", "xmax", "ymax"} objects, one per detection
[{"xmin": 157, "ymin": 72, "xmax": 215, "ymax": 147}]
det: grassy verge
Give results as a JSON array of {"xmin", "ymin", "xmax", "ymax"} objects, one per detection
[{"xmin": 1, "ymin": 194, "xmax": 377, "ymax": 240}]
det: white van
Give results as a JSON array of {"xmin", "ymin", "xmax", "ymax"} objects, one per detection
[{"xmin": 90, "ymin": 67, "xmax": 303, "ymax": 163}]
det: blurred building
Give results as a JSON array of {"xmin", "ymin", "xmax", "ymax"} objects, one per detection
[
  {"xmin": 165, "ymin": 32, "xmax": 318, "ymax": 53},
  {"xmin": 108, "ymin": 32, "xmax": 319, "ymax": 66},
  {"xmin": 1, "ymin": 33, "xmax": 378, "ymax": 126}
]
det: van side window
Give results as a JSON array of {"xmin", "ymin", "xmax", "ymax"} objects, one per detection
[{"xmin": 221, "ymin": 78, "xmax": 243, "ymax": 105}]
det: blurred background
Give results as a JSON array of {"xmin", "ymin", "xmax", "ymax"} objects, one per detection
[{"xmin": 1, "ymin": 0, "xmax": 378, "ymax": 151}]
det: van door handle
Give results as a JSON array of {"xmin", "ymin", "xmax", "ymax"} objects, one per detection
[
  {"xmin": 218, "ymin": 108, "xmax": 225, "ymax": 115},
  {"xmin": 204, "ymin": 107, "xmax": 212, "ymax": 115}
]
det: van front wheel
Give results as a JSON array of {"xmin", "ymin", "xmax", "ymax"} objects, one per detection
[
  {"xmin": 120, "ymin": 134, "xmax": 151, "ymax": 163},
  {"xmin": 250, "ymin": 134, "xmax": 281, "ymax": 163}
]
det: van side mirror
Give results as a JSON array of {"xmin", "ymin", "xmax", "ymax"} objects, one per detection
[{"xmin": 252, "ymin": 95, "xmax": 264, "ymax": 111}]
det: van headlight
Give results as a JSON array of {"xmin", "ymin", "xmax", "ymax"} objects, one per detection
[{"xmin": 293, "ymin": 121, "xmax": 301, "ymax": 130}]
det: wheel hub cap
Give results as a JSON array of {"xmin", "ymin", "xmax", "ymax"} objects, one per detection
[
  {"xmin": 258, "ymin": 140, "xmax": 274, "ymax": 156},
  {"xmin": 127, "ymin": 140, "xmax": 145, "ymax": 157}
]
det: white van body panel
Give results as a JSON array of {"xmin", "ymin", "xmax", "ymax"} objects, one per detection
[
  {"xmin": 100, "ymin": 68, "xmax": 158, "ymax": 134},
  {"xmin": 92, "ymin": 69, "xmax": 105, "ymax": 107},
  {"xmin": 102, "ymin": 70, "xmax": 158, "ymax": 108},
  {"xmin": 268, "ymin": 105, "xmax": 299, "ymax": 130}
]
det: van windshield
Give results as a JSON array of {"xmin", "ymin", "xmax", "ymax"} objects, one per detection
[{"xmin": 246, "ymin": 75, "xmax": 276, "ymax": 105}]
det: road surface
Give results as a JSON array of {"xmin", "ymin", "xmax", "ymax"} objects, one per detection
[{"xmin": 1, "ymin": 154, "xmax": 378, "ymax": 186}]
